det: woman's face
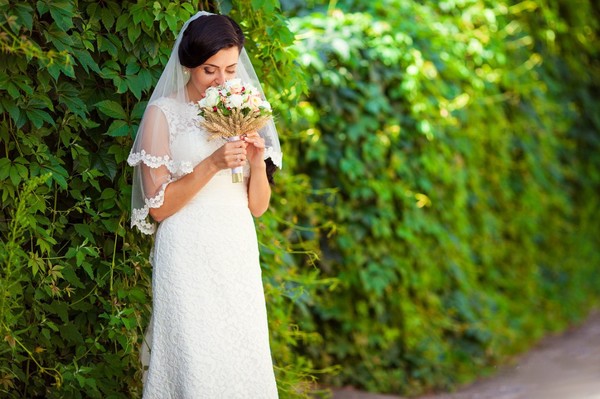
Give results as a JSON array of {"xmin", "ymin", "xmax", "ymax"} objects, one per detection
[{"xmin": 187, "ymin": 46, "xmax": 239, "ymax": 102}]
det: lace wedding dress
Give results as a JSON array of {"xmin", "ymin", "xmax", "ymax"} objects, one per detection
[{"xmin": 137, "ymin": 98, "xmax": 278, "ymax": 398}]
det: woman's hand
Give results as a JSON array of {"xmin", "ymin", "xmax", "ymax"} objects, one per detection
[
  {"xmin": 209, "ymin": 139, "xmax": 247, "ymax": 170},
  {"xmin": 242, "ymin": 131, "xmax": 265, "ymax": 168}
]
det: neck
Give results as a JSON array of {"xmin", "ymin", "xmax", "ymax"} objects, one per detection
[{"xmin": 186, "ymin": 82, "xmax": 203, "ymax": 103}]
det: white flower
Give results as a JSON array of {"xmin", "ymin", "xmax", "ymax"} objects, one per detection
[
  {"xmin": 227, "ymin": 94, "xmax": 244, "ymax": 108},
  {"xmin": 247, "ymin": 95, "xmax": 263, "ymax": 109},
  {"xmin": 225, "ymin": 78, "xmax": 244, "ymax": 94},
  {"xmin": 201, "ymin": 87, "xmax": 221, "ymax": 108},
  {"xmin": 244, "ymin": 85, "xmax": 258, "ymax": 96},
  {"xmin": 260, "ymin": 100, "xmax": 272, "ymax": 111}
]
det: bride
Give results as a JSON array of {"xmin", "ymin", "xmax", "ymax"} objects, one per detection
[{"xmin": 127, "ymin": 10, "xmax": 282, "ymax": 398}]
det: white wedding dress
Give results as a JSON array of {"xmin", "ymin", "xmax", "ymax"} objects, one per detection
[{"xmin": 140, "ymin": 98, "xmax": 278, "ymax": 398}]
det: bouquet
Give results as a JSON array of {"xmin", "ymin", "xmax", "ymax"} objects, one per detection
[{"xmin": 196, "ymin": 79, "xmax": 273, "ymax": 183}]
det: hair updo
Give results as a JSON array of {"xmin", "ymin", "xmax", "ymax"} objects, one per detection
[{"xmin": 178, "ymin": 15, "xmax": 245, "ymax": 68}]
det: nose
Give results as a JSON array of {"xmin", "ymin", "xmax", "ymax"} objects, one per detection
[{"xmin": 214, "ymin": 70, "xmax": 225, "ymax": 85}]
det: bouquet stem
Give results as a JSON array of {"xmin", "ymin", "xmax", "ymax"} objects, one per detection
[{"xmin": 228, "ymin": 135, "xmax": 244, "ymax": 183}]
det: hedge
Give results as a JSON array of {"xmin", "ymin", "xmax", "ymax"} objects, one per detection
[
  {"xmin": 285, "ymin": 0, "xmax": 600, "ymax": 394},
  {"xmin": 0, "ymin": 1, "xmax": 330, "ymax": 397}
]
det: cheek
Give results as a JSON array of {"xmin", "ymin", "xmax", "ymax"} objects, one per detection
[
  {"xmin": 194, "ymin": 72, "xmax": 212, "ymax": 84},
  {"xmin": 191, "ymin": 72, "xmax": 213, "ymax": 91}
]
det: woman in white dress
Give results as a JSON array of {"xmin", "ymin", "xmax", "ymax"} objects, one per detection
[{"xmin": 127, "ymin": 11, "xmax": 282, "ymax": 398}]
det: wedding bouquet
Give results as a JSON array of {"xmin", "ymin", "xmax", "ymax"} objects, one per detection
[{"xmin": 197, "ymin": 79, "xmax": 273, "ymax": 183}]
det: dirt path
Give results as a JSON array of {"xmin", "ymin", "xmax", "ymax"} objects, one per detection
[{"xmin": 332, "ymin": 311, "xmax": 600, "ymax": 399}]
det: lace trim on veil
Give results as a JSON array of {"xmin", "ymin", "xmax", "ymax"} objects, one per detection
[
  {"xmin": 263, "ymin": 147, "xmax": 282, "ymax": 168},
  {"xmin": 127, "ymin": 150, "xmax": 194, "ymax": 235}
]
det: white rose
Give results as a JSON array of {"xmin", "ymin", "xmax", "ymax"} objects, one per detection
[
  {"xmin": 248, "ymin": 95, "xmax": 263, "ymax": 109},
  {"xmin": 225, "ymin": 79, "xmax": 243, "ymax": 94},
  {"xmin": 244, "ymin": 85, "xmax": 258, "ymax": 96},
  {"xmin": 227, "ymin": 94, "xmax": 244, "ymax": 109},
  {"xmin": 202, "ymin": 87, "xmax": 220, "ymax": 107}
]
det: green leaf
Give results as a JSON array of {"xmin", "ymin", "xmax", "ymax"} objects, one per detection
[
  {"xmin": 127, "ymin": 287, "xmax": 147, "ymax": 303},
  {"xmin": 44, "ymin": 23, "xmax": 74, "ymax": 51},
  {"xmin": 41, "ymin": 161, "xmax": 69, "ymax": 189},
  {"xmin": 97, "ymin": 35, "xmax": 118, "ymax": 57},
  {"xmin": 13, "ymin": 3, "xmax": 34, "ymax": 30},
  {"xmin": 127, "ymin": 23, "xmax": 142, "ymax": 44},
  {"xmin": 105, "ymin": 119, "xmax": 129, "ymax": 137},
  {"xmin": 29, "ymin": 94, "xmax": 55, "ymax": 112},
  {"xmin": 59, "ymin": 323, "xmax": 84, "ymax": 345},
  {"xmin": 61, "ymin": 265, "xmax": 85, "ymax": 288},
  {"xmin": 100, "ymin": 188, "xmax": 116, "ymax": 200},
  {"xmin": 91, "ymin": 145, "xmax": 117, "ymax": 181},
  {"xmin": 48, "ymin": 0, "xmax": 74, "ymax": 31},
  {"xmin": 125, "ymin": 62, "xmax": 140, "ymax": 75},
  {"xmin": 45, "ymin": 61, "xmax": 62, "ymax": 81},
  {"xmin": 131, "ymin": 101, "xmax": 148, "ymax": 120},
  {"xmin": 115, "ymin": 13, "xmax": 130, "ymax": 32},
  {"xmin": 0, "ymin": 98, "xmax": 21, "ymax": 124},
  {"xmin": 25, "ymin": 108, "xmax": 54, "ymax": 128},
  {"xmin": 0, "ymin": 72, "xmax": 21, "ymax": 98},
  {"xmin": 164, "ymin": 13, "xmax": 178, "ymax": 33},
  {"xmin": 28, "ymin": 253, "xmax": 46, "ymax": 277},
  {"xmin": 9, "ymin": 166, "xmax": 22, "ymax": 185},
  {"xmin": 50, "ymin": 301, "xmax": 69, "ymax": 323},
  {"xmin": 74, "ymin": 224, "xmax": 96, "ymax": 244},
  {"xmin": 36, "ymin": 1, "xmax": 49, "ymax": 17},
  {"xmin": 57, "ymin": 81, "xmax": 88, "ymax": 117},
  {"xmin": 0, "ymin": 158, "xmax": 11, "ymax": 180},
  {"xmin": 100, "ymin": 6, "xmax": 115, "ymax": 29},
  {"xmin": 95, "ymin": 100, "xmax": 127, "ymax": 119},
  {"xmin": 72, "ymin": 48, "xmax": 101, "ymax": 74},
  {"xmin": 126, "ymin": 75, "xmax": 144, "ymax": 99}
]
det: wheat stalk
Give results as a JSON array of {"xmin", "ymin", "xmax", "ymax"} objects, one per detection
[{"xmin": 200, "ymin": 108, "xmax": 272, "ymax": 140}]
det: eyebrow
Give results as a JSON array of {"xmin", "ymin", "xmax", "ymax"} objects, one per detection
[{"xmin": 203, "ymin": 63, "xmax": 238, "ymax": 68}]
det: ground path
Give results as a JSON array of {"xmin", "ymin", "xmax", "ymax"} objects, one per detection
[{"xmin": 332, "ymin": 311, "xmax": 600, "ymax": 399}]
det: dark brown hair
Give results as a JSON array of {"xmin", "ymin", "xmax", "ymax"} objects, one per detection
[{"xmin": 179, "ymin": 15, "xmax": 245, "ymax": 68}]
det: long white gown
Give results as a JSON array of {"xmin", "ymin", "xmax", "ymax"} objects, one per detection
[{"xmin": 141, "ymin": 98, "xmax": 278, "ymax": 398}]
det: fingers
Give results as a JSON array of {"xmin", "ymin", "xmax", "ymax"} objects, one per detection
[
  {"xmin": 215, "ymin": 135, "xmax": 267, "ymax": 170},
  {"xmin": 223, "ymin": 140, "xmax": 247, "ymax": 167},
  {"xmin": 242, "ymin": 133, "xmax": 265, "ymax": 149}
]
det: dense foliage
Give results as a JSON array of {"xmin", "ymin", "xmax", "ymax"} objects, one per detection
[
  {"xmin": 0, "ymin": 0, "xmax": 330, "ymax": 397},
  {"xmin": 1, "ymin": 0, "xmax": 599, "ymax": 397},
  {"xmin": 285, "ymin": 0, "xmax": 600, "ymax": 394}
]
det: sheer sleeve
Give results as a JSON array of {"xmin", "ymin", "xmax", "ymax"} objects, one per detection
[{"xmin": 127, "ymin": 103, "xmax": 192, "ymax": 234}]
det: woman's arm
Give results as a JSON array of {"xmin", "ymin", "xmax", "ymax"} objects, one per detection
[
  {"xmin": 244, "ymin": 132, "xmax": 271, "ymax": 217},
  {"xmin": 148, "ymin": 158, "xmax": 217, "ymax": 222},
  {"xmin": 149, "ymin": 140, "xmax": 248, "ymax": 222},
  {"xmin": 141, "ymin": 107, "xmax": 248, "ymax": 222}
]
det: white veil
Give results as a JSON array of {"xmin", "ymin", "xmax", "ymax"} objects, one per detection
[{"xmin": 127, "ymin": 11, "xmax": 282, "ymax": 235}]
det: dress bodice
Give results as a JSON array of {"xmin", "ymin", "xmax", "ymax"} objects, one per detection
[
  {"xmin": 151, "ymin": 97, "xmax": 250, "ymax": 182},
  {"xmin": 151, "ymin": 97, "xmax": 250, "ymax": 208}
]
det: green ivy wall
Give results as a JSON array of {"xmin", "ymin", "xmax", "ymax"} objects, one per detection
[
  {"xmin": 0, "ymin": 1, "xmax": 328, "ymax": 397},
  {"xmin": 286, "ymin": 0, "xmax": 600, "ymax": 394}
]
